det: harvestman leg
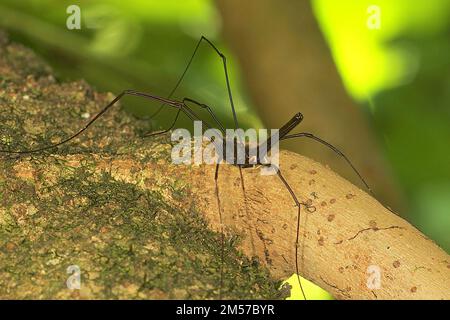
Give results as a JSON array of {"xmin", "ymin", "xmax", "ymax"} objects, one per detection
[
  {"xmin": 272, "ymin": 125, "xmax": 391, "ymax": 300},
  {"xmin": 144, "ymin": 98, "xmax": 226, "ymax": 138},
  {"xmin": 261, "ymin": 113, "xmax": 376, "ymax": 300},
  {"xmin": 279, "ymin": 131, "xmax": 398, "ymax": 215},
  {"xmin": 150, "ymin": 36, "xmax": 243, "ymax": 299},
  {"xmin": 281, "ymin": 132, "xmax": 372, "ymax": 193},
  {"xmin": 148, "ymin": 99, "xmax": 228, "ymax": 299},
  {"xmin": 237, "ymin": 167, "xmax": 257, "ymax": 257},
  {"xmin": 274, "ymin": 167, "xmax": 307, "ymax": 300},
  {"xmin": 182, "ymin": 98, "xmax": 226, "ymax": 133},
  {"xmin": 148, "ymin": 100, "xmax": 227, "ymax": 299},
  {"xmin": 150, "ymin": 36, "xmax": 240, "ymax": 129},
  {"xmin": 200, "ymin": 37, "xmax": 248, "ymax": 299},
  {"xmin": 273, "ymin": 113, "xmax": 375, "ymax": 201},
  {"xmin": 214, "ymin": 163, "xmax": 225, "ymax": 299},
  {"xmin": 0, "ymin": 90, "xmax": 207, "ymax": 154}
]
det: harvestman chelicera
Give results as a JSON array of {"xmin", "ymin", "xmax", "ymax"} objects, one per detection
[{"xmin": 0, "ymin": 36, "xmax": 377, "ymax": 300}]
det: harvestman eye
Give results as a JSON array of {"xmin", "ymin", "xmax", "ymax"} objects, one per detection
[{"xmin": 0, "ymin": 36, "xmax": 387, "ymax": 300}]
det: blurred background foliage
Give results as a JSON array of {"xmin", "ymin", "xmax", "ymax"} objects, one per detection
[
  {"xmin": 0, "ymin": 0, "xmax": 449, "ymax": 298},
  {"xmin": 313, "ymin": 0, "xmax": 450, "ymax": 254},
  {"xmin": 0, "ymin": 0, "xmax": 259, "ymax": 131}
]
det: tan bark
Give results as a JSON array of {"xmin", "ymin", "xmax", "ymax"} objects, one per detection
[{"xmin": 191, "ymin": 151, "xmax": 450, "ymax": 300}]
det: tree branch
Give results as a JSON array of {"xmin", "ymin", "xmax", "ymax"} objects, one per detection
[
  {"xmin": 5, "ymin": 151, "xmax": 450, "ymax": 299},
  {"xmin": 1, "ymin": 30, "xmax": 448, "ymax": 300},
  {"xmin": 189, "ymin": 151, "xmax": 450, "ymax": 299}
]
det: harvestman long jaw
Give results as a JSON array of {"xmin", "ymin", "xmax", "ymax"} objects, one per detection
[{"xmin": 257, "ymin": 112, "xmax": 304, "ymax": 160}]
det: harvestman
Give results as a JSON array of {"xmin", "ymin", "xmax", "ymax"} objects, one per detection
[{"xmin": 0, "ymin": 36, "xmax": 376, "ymax": 300}]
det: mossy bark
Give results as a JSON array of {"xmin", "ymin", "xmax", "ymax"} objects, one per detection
[{"xmin": 0, "ymin": 31, "xmax": 279, "ymax": 299}]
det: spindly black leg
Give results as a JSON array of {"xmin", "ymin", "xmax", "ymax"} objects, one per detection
[
  {"xmin": 1, "ymin": 90, "xmax": 190, "ymax": 154},
  {"xmin": 214, "ymin": 163, "xmax": 224, "ymax": 299},
  {"xmin": 183, "ymin": 97, "xmax": 226, "ymax": 133},
  {"xmin": 143, "ymin": 109, "xmax": 182, "ymax": 138},
  {"xmin": 275, "ymin": 166, "xmax": 307, "ymax": 300},
  {"xmin": 238, "ymin": 166, "xmax": 257, "ymax": 256},
  {"xmin": 281, "ymin": 132, "xmax": 372, "ymax": 194},
  {"xmin": 150, "ymin": 36, "xmax": 239, "ymax": 130}
]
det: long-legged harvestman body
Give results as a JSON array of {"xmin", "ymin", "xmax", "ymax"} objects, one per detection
[{"xmin": 0, "ymin": 36, "xmax": 377, "ymax": 300}]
